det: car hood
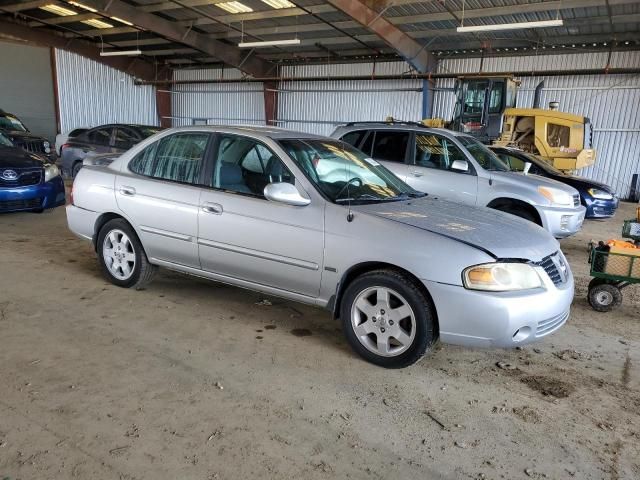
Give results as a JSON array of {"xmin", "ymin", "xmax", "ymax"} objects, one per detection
[
  {"xmin": 2, "ymin": 130, "xmax": 48, "ymax": 143},
  {"xmin": 0, "ymin": 145, "xmax": 45, "ymax": 168},
  {"xmin": 352, "ymin": 197, "xmax": 559, "ymax": 261},
  {"xmin": 491, "ymin": 170, "xmax": 578, "ymax": 193},
  {"xmin": 558, "ymin": 175, "xmax": 614, "ymax": 194}
]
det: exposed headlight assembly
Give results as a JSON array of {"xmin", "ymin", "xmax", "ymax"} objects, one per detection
[
  {"xmin": 463, "ymin": 262, "xmax": 543, "ymax": 292},
  {"xmin": 587, "ymin": 188, "xmax": 613, "ymax": 200},
  {"xmin": 537, "ymin": 186, "xmax": 574, "ymax": 207},
  {"xmin": 44, "ymin": 163, "xmax": 60, "ymax": 182}
]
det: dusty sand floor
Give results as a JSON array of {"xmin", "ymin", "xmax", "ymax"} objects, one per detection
[{"xmin": 0, "ymin": 201, "xmax": 638, "ymax": 480}]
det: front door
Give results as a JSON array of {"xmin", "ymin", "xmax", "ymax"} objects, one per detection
[
  {"xmin": 197, "ymin": 134, "xmax": 324, "ymax": 297},
  {"xmin": 115, "ymin": 131, "xmax": 212, "ymax": 268},
  {"xmin": 407, "ymin": 133, "xmax": 478, "ymax": 205}
]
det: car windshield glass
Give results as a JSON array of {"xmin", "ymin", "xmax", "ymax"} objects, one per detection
[
  {"xmin": 458, "ymin": 136, "xmax": 509, "ymax": 171},
  {"xmin": 0, "ymin": 132, "xmax": 13, "ymax": 147},
  {"xmin": 524, "ymin": 152, "xmax": 567, "ymax": 176},
  {"xmin": 138, "ymin": 127, "xmax": 162, "ymax": 138},
  {"xmin": 0, "ymin": 114, "xmax": 27, "ymax": 132},
  {"xmin": 278, "ymin": 139, "xmax": 423, "ymax": 204}
]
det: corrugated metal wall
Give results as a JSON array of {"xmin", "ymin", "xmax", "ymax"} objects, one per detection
[
  {"xmin": 171, "ymin": 68, "xmax": 265, "ymax": 127},
  {"xmin": 278, "ymin": 62, "xmax": 422, "ymax": 136},
  {"xmin": 433, "ymin": 51, "xmax": 640, "ymax": 198},
  {"xmin": 0, "ymin": 41, "xmax": 57, "ymax": 142},
  {"xmin": 55, "ymin": 49, "xmax": 158, "ymax": 133}
]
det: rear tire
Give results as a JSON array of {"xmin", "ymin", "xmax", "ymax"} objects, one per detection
[
  {"xmin": 340, "ymin": 269, "xmax": 436, "ymax": 368},
  {"xmin": 97, "ymin": 218, "xmax": 157, "ymax": 289},
  {"xmin": 588, "ymin": 283, "xmax": 622, "ymax": 312}
]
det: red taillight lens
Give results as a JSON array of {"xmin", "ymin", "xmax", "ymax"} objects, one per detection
[{"xmin": 61, "ymin": 143, "xmax": 70, "ymax": 152}]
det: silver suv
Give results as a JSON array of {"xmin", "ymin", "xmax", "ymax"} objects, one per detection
[
  {"xmin": 331, "ymin": 122, "xmax": 586, "ymax": 238},
  {"xmin": 67, "ymin": 126, "xmax": 573, "ymax": 368}
]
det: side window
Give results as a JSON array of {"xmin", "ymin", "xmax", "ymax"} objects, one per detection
[
  {"xmin": 415, "ymin": 134, "xmax": 467, "ymax": 171},
  {"xmin": 129, "ymin": 132, "xmax": 209, "ymax": 185},
  {"xmin": 547, "ymin": 123, "xmax": 570, "ymax": 148},
  {"xmin": 359, "ymin": 131, "xmax": 374, "ymax": 156},
  {"xmin": 488, "ymin": 81, "xmax": 504, "ymax": 113},
  {"xmin": 371, "ymin": 131, "xmax": 409, "ymax": 163},
  {"xmin": 87, "ymin": 128, "xmax": 113, "ymax": 146},
  {"xmin": 341, "ymin": 130, "xmax": 366, "ymax": 149},
  {"xmin": 213, "ymin": 135, "xmax": 293, "ymax": 198},
  {"xmin": 113, "ymin": 128, "xmax": 139, "ymax": 150}
]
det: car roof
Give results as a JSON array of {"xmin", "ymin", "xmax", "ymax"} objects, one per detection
[
  {"xmin": 159, "ymin": 125, "xmax": 328, "ymax": 141},
  {"xmin": 334, "ymin": 122, "xmax": 469, "ymax": 137}
]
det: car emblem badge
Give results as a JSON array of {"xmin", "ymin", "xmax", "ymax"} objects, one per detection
[{"xmin": 1, "ymin": 170, "xmax": 18, "ymax": 180}]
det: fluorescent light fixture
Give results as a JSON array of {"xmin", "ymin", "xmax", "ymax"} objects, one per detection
[
  {"xmin": 457, "ymin": 19, "xmax": 563, "ymax": 33},
  {"xmin": 68, "ymin": 1, "xmax": 97, "ymax": 12},
  {"xmin": 40, "ymin": 4, "xmax": 77, "ymax": 16},
  {"xmin": 100, "ymin": 49, "xmax": 142, "ymax": 56},
  {"xmin": 217, "ymin": 1, "xmax": 253, "ymax": 14},
  {"xmin": 261, "ymin": 0, "xmax": 295, "ymax": 8},
  {"xmin": 111, "ymin": 16, "xmax": 133, "ymax": 26},
  {"xmin": 82, "ymin": 18, "xmax": 113, "ymax": 28},
  {"xmin": 239, "ymin": 38, "xmax": 301, "ymax": 48}
]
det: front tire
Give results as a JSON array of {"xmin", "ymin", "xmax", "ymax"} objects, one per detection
[
  {"xmin": 340, "ymin": 270, "xmax": 436, "ymax": 368},
  {"xmin": 97, "ymin": 219, "xmax": 156, "ymax": 289}
]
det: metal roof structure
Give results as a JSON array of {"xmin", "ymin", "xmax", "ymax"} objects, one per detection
[{"xmin": 1, "ymin": 0, "xmax": 638, "ymax": 79}]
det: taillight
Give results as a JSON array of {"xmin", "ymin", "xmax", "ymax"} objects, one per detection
[{"xmin": 61, "ymin": 143, "xmax": 70, "ymax": 153}]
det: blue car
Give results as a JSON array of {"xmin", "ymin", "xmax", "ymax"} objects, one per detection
[
  {"xmin": 0, "ymin": 133, "xmax": 65, "ymax": 213},
  {"xmin": 491, "ymin": 146, "xmax": 619, "ymax": 219}
]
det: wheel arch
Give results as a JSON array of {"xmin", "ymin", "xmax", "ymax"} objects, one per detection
[
  {"xmin": 330, "ymin": 261, "xmax": 439, "ymax": 337},
  {"xmin": 486, "ymin": 197, "xmax": 542, "ymax": 226},
  {"xmin": 93, "ymin": 212, "xmax": 133, "ymax": 251}
]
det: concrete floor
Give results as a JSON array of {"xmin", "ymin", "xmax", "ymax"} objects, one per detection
[{"xmin": 0, "ymin": 202, "xmax": 639, "ymax": 480}]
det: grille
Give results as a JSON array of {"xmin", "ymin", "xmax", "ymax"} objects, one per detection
[
  {"xmin": 0, "ymin": 197, "xmax": 42, "ymax": 212},
  {"xmin": 20, "ymin": 140, "xmax": 46, "ymax": 154},
  {"xmin": 0, "ymin": 169, "xmax": 42, "ymax": 188},
  {"xmin": 573, "ymin": 194, "xmax": 580, "ymax": 207},
  {"xmin": 535, "ymin": 252, "xmax": 566, "ymax": 286},
  {"xmin": 536, "ymin": 309, "xmax": 569, "ymax": 337}
]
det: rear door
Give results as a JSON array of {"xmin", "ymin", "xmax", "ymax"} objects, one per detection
[
  {"xmin": 366, "ymin": 130, "xmax": 410, "ymax": 182},
  {"xmin": 197, "ymin": 133, "xmax": 324, "ymax": 297},
  {"xmin": 408, "ymin": 132, "xmax": 478, "ymax": 204},
  {"xmin": 115, "ymin": 131, "xmax": 212, "ymax": 268}
]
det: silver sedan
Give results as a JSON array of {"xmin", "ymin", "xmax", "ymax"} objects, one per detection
[{"xmin": 66, "ymin": 126, "xmax": 573, "ymax": 368}]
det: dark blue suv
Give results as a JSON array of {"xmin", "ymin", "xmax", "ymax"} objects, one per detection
[{"xmin": 491, "ymin": 146, "xmax": 619, "ymax": 219}]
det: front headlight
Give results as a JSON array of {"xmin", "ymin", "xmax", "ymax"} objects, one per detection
[
  {"xmin": 43, "ymin": 141, "xmax": 51, "ymax": 154},
  {"xmin": 538, "ymin": 186, "xmax": 574, "ymax": 207},
  {"xmin": 587, "ymin": 188, "xmax": 613, "ymax": 200},
  {"xmin": 44, "ymin": 163, "xmax": 60, "ymax": 182},
  {"xmin": 463, "ymin": 262, "xmax": 543, "ymax": 292}
]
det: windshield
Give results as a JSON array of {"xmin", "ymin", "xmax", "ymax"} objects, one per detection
[
  {"xmin": 0, "ymin": 132, "xmax": 13, "ymax": 147},
  {"xmin": 523, "ymin": 152, "xmax": 566, "ymax": 176},
  {"xmin": 458, "ymin": 136, "xmax": 509, "ymax": 171},
  {"xmin": 0, "ymin": 114, "xmax": 28, "ymax": 132},
  {"xmin": 278, "ymin": 139, "xmax": 423, "ymax": 204}
]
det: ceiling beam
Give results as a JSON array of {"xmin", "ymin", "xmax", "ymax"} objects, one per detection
[
  {"xmin": 51, "ymin": 0, "xmax": 275, "ymax": 76},
  {"xmin": 0, "ymin": 17, "xmax": 167, "ymax": 81},
  {"xmin": 325, "ymin": 0, "xmax": 435, "ymax": 73}
]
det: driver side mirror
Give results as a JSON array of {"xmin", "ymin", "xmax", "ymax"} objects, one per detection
[
  {"xmin": 264, "ymin": 182, "xmax": 310, "ymax": 206},
  {"xmin": 451, "ymin": 160, "xmax": 469, "ymax": 173}
]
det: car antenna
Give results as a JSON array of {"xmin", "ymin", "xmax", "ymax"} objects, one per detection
[{"xmin": 343, "ymin": 142, "xmax": 354, "ymax": 222}]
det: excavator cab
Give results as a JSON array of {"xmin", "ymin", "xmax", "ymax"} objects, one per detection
[{"xmin": 449, "ymin": 77, "xmax": 518, "ymax": 143}]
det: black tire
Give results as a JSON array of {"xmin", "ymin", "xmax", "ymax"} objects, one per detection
[
  {"xmin": 339, "ymin": 269, "xmax": 436, "ymax": 368},
  {"xmin": 97, "ymin": 218, "xmax": 157, "ymax": 289},
  {"xmin": 72, "ymin": 161, "xmax": 83, "ymax": 178},
  {"xmin": 496, "ymin": 205, "xmax": 539, "ymax": 225},
  {"xmin": 588, "ymin": 283, "xmax": 622, "ymax": 312}
]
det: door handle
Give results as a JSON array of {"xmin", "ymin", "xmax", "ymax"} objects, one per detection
[
  {"xmin": 119, "ymin": 186, "xmax": 136, "ymax": 196},
  {"xmin": 410, "ymin": 170, "xmax": 425, "ymax": 177},
  {"xmin": 202, "ymin": 202, "xmax": 223, "ymax": 215}
]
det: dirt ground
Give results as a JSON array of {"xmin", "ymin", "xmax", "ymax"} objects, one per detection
[{"xmin": 0, "ymin": 199, "xmax": 639, "ymax": 480}]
